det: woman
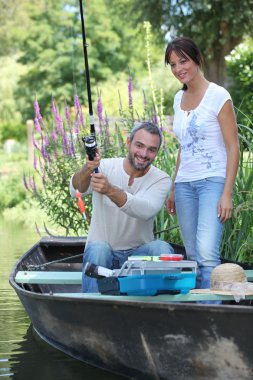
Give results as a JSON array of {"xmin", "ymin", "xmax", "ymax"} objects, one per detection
[{"xmin": 165, "ymin": 37, "xmax": 239, "ymax": 289}]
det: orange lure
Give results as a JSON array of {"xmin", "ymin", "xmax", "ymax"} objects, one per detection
[{"xmin": 76, "ymin": 190, "xmax": 86, "ymax": 220}]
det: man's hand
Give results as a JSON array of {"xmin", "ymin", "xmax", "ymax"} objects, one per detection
[
  {"xmin": 90, "ymin": 172, "xmax": 110, "ymax": 194},
  {"xmin": 72, "ymin": 151, "xmax": 101, "ymax": 193},
  {"xmin": 86, "ymin": 151, "xmax": 101, "ymax": 172},
  {"xmin": 90, "ymin": 172, "xmax": 127, "ymax": 207}
]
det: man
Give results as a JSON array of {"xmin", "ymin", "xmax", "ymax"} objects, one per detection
[{"xmin": 69, "ymin": 122, "xmax": 174, "ymax": 292}]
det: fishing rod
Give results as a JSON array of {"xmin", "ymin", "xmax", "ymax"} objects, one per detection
[
  {"xmin": 75, "ymin": 0, "xmax": 98, "ymax": 220},
  {"xmin": 79, "ymin": 0, "xmax": 98, "ymax": 167}
]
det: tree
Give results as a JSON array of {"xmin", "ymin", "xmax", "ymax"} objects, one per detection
[
  {"xmin": 0, "ymin": 0, "xmax": 30, "ymax": 56},
  {"xmin": 14, "ymin": 0, "xmax": 157, "ymax": 121},
  {"xmin": 121, "ymin": 0, "xmax": 253, "ymax": 85}
]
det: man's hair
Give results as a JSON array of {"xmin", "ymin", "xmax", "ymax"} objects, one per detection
[{"xmin": 129, "ymin": 122, "xmax": 162, "ymax": 148}]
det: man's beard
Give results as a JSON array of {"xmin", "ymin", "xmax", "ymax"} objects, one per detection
[{"xmin": 128, "ymin": 151, "xmax": 153, "ymax": 171}]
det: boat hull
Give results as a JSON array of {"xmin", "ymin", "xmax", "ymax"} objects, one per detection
[
  {"xmin": 10, "ymin": 237, "xmax": 253, "ymax": 380},
  {"xmin": 14, "ymin": 287, "xmax": 253, "ymax": 380}
]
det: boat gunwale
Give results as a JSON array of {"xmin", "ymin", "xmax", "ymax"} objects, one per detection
[{"xmin": 9, "ymin": 236, "xmax": 253, "ymax": 313}]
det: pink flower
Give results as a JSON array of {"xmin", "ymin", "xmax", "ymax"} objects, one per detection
[
  {"xmin": 65, "ymin": 102, "xmax": 70, "ymax": 121},
  {"xmin": 34, "ymin": 100, "xmax": 43, "ymax": 121},
  {"xmin": 33, "ymin": 153, "xmax": 37, "ymax": 171},
  {"xmin": 32, "ymin": 133, "xmax": 39, "ymax": 150},
  {"xmin": 34, "ymin": 118, "xmax": 41, "ymax": 133},
  {"xmin": 97, "ymin": 96, "xmax": 103, "ymax": 123},
  {"xmin": 52, "ymin": 99, "xmax": 57, "ymax": 116},
  {"xmin": 128, "ymin": 76, "xmax": 133, "ymax": 108},
  {"xmin": 51, "ymin": 128, "xmax": 57, "ymax": 143}
]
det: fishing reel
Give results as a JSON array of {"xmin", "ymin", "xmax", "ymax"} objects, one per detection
[{"xmin": 82, "ymin": 135, "xmax": 97, "ymax": 161}]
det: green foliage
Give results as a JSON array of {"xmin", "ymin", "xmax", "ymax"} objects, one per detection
[
  {"xmin": 120, "ymin": 0, "xmax": 253, "ymax": 84},
  {"xmin": 0, "ymin": 122, "xmax": 27, "ymax": 143},
  {"xmin": 13, "ymin": 0, "xmax": 162, "ymax": 122},
  {"xmin": 0, "ymin": 175, "xmax": 27, "ymax": 212},
  {"xmin": 34, "ymin": 154, "xmax": 92, "ymax": 236},
  {"xmin": 0, "ymin": 55, "xmax": 24, "ymax": 124},
  {"xmin": 0, "ymin": 0, "xmax": 30, "ymax": 56},
  {"xmin": 226, "ymin": 38, "xmax": 253, "ymax": 141},
  {"xmin": 220, "ymin": 127, "xmax": 253, "ymax": 263}
]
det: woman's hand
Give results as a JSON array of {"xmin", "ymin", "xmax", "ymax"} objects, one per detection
[
  {"xmin": 166, "ymin": 188, "xmax": 176, "ymax": 215},
  {"xmin": 217, "ymin": 193, "xmax": 233, "ymax": 223}
]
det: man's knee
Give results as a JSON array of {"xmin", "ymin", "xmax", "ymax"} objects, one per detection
[
  {"xmin": 83, "ymin": 240, "xmax": 112, "ymax": 267},
  {"xmin": 148, "ymin": 240, "xmax": 174, "ymax": 255}
]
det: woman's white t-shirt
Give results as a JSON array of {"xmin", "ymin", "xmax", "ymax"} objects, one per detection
[{"xmin": 173, "ymin": 82, "xmax": 232, "ymax": 182}]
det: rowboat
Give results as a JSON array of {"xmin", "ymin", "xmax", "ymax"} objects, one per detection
[{"xmin": 9, "ymin": 236, "xmax": 253, "ymax": 380}]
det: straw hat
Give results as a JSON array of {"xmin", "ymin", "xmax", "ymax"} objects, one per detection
[{"xmin": 190, "ymin": 263, "xmax": 253, "ymax": 300}]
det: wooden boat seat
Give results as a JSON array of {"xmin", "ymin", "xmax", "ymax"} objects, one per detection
[{"xmin": 15, "ymin": 270, "xmax": 253, "ymax": 302}]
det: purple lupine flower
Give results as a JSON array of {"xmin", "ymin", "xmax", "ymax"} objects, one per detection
[
  {"xmin": 23, "ymin": 174, "xmax": 30, "ymax": 191},
  {"xmin": 62, "ymin": 129, "xmax": 69, "ymax": 155},
  {"xmin": 62, "ymin": 141, "xmax": 67, "ymax": 155},
  {"xmin": 152, "ymin": 111, "xmax": 158, "ymax": 125},
  {"xmin": 41, "ymin": 144, "xmax": 47, "ymax": 161},
  {"xmin": 65, "ymin": 102, "xmax": 70, "ymax": 121},
  {"xmin": 56, "ymin": 114, "xmax": 64, "ymax": 134},
  {"xmin": 75, "ymin": 120, "xmax": 80, "ymax": 136},
  {"xmin": 51, "ymin": 127, "xmax": 57, "ymax": 143},
  {"xmin": 32, "ymin": 133, "xmax": 39, "ymax": 150},
  {"xmin": 97, "ymin": 95, "xmax": 103, "ymax": 124},
  {"xmin": 33, "ymin": 153, "xmax": 37, "ymax": 171},
  {"xmin": 143, "ymin": 90, "xmax": 148, "ymax": 108},
  {"xmin": 34, "ymin": 100, "xmax": 43, "ymax": 120},
  {"xmin": 70, "ymin": 138, "xmax": 75, "ymax": 157},
  {"xmin": 43, "ymin": 134, "xmax": 49, "ymax": 147},
  {"xmin": 29, "ymin": 175, "xmax": 35, "ymax": 192},
  {"xmin": 34, "ymin": 117, "xmax": 42, "ymax": 133},
  {"xmin": 69, "ymin": 129, "xmax": 76, "ymax": 156},
  {"xmin": 52, "ymin": 99, "xmax": 57, "ymax": 116},
  {"xmin": 52, "ymin": 99, "xmax": 64, "ymax": 134},
  {"xmin": 39, "ymin": 156, "xmax": 45, "ymax": 176},
  {"xmin": 74, "ymin": 95, "xmax": 83, "ymax": 122},
  {"xmin": 74, "ymin": 94, "xmax": 81, "ymax": 111},
  {"xmin": 128, "ymin": 76, "xmax": 133, "ymax": 108}
]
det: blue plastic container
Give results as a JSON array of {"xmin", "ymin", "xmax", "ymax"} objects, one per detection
[{"xmin": 118, "ymin": 272, "xmax": 196, "ymax": 296}]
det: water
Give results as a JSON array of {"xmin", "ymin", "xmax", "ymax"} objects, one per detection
[{"xmin": 0, "ymin": 218, "xmax": 125, "ymax": 380}]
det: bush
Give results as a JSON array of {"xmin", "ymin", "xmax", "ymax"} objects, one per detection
[
  {"xmin": 0, "ymin": 122, "xmax": 27, "ymax": 143},
  {"xmin": 226, "ymin": 38, "xmax": 253, "ymax": 143},
  {"xmin": 0, "ymin": 175, "xmax": 27, "ymax": 211}
]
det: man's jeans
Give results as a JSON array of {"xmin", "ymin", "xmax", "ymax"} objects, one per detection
[
  {"xmin": 175, "ymin": 177, "xmax": 225, "ymax": 290},
  {"xmin": 82, "ymin": 240, "xmax": 174, "ymax": 292}
]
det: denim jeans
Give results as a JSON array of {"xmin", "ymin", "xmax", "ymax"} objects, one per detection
[
  {"xmin": 82, "ymin": 240, "xmax": 174, "ymax": 292},
  {"xmin": 175, "ymin": 177, "xmax": 225, "ymax": 290}
]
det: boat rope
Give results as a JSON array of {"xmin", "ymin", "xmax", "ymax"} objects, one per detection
[{"xmin": 25, "ymin": 253, "xmax": 84, "ymax": 271}]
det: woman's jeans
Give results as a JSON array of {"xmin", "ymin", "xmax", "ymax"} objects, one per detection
[
  {"xmin": 82, "ymin": 240, "xmax": 174, "ymax": 292},
  {"xmin": 175, "ymin": 177, "xmax": 225, "ymax": 290}
]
